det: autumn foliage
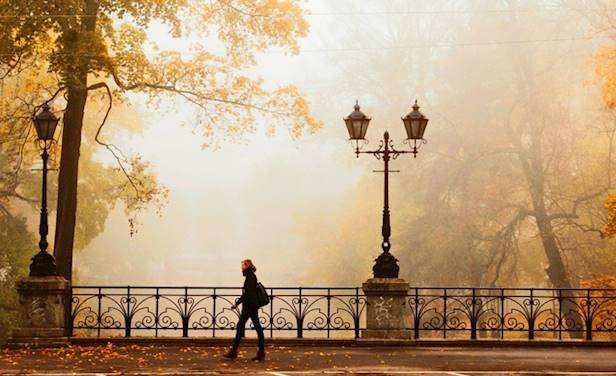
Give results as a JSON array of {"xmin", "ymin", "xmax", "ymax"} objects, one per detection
[
  {"xmin": 581, "ymin": 275, "xmax": 616, "ymax": 290},
  {"xmin": 605, "ymin": 194, "xmax": 616, "ymax": 238},
  {"xmin": 0, "ymin": 0, "xmax": 322, "ymax": 283},
  {"xmin": 580, "ymin": 276, "xmax": 616, "ymax": 335}
]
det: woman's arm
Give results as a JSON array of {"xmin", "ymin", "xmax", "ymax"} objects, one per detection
[{"xmin": 232, "ymin": 275, "xmax": 252, "ymax": 308}]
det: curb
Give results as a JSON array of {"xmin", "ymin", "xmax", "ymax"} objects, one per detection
[{"xmin": 66, "ymin": 337, "xmax": 616, "ymax": 348}]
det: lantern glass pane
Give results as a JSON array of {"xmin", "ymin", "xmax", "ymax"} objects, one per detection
[
  {"xmin": 352, "ymin": 119, "xmax": 362, "ymax": 139},
  {"xmin": 402, "ymin": 118, "xmax": 412, "ymax": 139},
  {"xmin": 34, "ymin": 116, "xmax": 59, "ymax": 140},
  {"xmin": 44, "ymin": 121, "xmax": 52, "ymax": 139},
  {"xmin": 34, "ymin": 121, "xmax": 44, "ymax": 140},
  {"xmin": 345, "ymin": 118, "xmax": 355, "ymax": 139},
  {"xmin": 402, "ymin": 117, "xmax": 428, "ymax": 140},
  {"xmin": 359, "ymin": 119, "xmax": 368, "ymax": 139},
  {"xmin": 412, "ymin": 119, "xmax": 421, "ymax": 139},
  {"xmin": 36, "ymin": 119, "xmax": 49, "ymax": 140},
  {"xmin": 417, "ymin": 119, "xmax": 428, "ymax": 139},
  {"xmin": 344, "ymin": 118, "xmax": 370, "ymax": 140},
  {"xmin": 47, "ymin": 120, "xmax": 58, "ymax": 140}
]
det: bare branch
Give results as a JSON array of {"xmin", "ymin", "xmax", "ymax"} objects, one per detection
[
  {"xmin": 87, "ymin": 81, "xmax": 142, "ymax": 199},
  {"xmin": 108, "ymin": 66, "xmax": 292, "ymax": 117},
  {"xmin": 548, "ymin": 189, "xmax": 608, "ymax": 221}
]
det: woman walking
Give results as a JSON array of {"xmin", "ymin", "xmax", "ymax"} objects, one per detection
[{"xmin": 224, "ymin": 259, "xmax": 265, "ymax": 361}]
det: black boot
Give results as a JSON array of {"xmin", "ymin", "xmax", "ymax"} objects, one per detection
[
  {"xmin": 223, "ymin": 347, "xmax": 238, "ymax": 359},
  {"xmin": 251, "ymin": 350, "xmax": 265, "ymax": 361}
]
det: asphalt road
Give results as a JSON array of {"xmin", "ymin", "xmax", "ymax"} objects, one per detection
[{"xmin": 1, "ymin": 344, "xmax": 616, "ymax": 375}]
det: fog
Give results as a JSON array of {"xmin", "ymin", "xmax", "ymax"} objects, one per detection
[{"xmin": 72, "ymin": 0, "xmax": 616, "ymax": 288}]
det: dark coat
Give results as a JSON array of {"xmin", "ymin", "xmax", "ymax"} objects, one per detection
[{"xmin": 236, "ymin": 268, "xmax": 259, "ymax": 318}]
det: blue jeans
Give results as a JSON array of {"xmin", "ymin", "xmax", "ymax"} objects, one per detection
[{"xmin": 232, "ymin": 314, "xmax": 265, "ymax": 351}]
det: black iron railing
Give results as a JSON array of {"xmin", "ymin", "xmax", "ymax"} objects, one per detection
[
  {"xmin": 407, "ymin": 288, "xmax": 616, "ymax": 340},
  {"xmin": 70, "ymin": 286, "xmax": 616, "ymax": 340},
  {"xmin": 71, "ymin": 287, "xmax": 366, "ymax": 339}
]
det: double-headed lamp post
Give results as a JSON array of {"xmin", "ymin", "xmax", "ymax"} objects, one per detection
[
  {"xmin": 344, "ymin": 100, "xmax": 429, "ymax": 279},
  {"xmin": 30, "ymin": 103, "xmax": 60, "ymax": 277}
]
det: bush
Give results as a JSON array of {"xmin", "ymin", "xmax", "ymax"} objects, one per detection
[{"xmin": 0, "ymin": 215, "xmax": 34, "ymax": 344}]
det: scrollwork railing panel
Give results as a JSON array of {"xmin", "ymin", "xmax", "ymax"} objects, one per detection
[
  {"xmin": 72, "ymin": 286, "xmax": 616, "ymax": 340},
  {"xmin": 72, "ymin": 286, "xmax": 367, "ymax": 339}
]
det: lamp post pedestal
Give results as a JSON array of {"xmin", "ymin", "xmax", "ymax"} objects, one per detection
[
  {"xmin": 361, "ymin": 277, "xmax": 412, "ymax": 340},
  {"xmin": 8, "ymin": 276, "xmax": 70, "ymax": 348},
  {"xmin": 344, "ymin": 100, "xmax": 429, "ymax": 340}
]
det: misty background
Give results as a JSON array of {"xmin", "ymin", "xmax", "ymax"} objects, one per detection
[{"xmin": 66, "ymin": 0, "xmax": 616, "ymax": 287}]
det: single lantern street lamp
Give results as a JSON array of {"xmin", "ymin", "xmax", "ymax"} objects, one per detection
[
  {"xmin": 30, "ymin": 103, "xmax": 59, "ymax": 277},
  {"xmin": 344, "ymin": 99, "xmax": 429, "ymax": 278}
]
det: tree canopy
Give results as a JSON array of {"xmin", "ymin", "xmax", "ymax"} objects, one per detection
[{"xmin": 0, "ymin": 0, "xmax": 321, "ymax": 283}]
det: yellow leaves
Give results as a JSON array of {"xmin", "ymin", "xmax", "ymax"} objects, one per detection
[
  {"xmin": 596, "ymin": 46, "xmax": 616, "ymax": 109},
  {"xmin": 1, "ymin": 0, "xmax": 321, "ymax": 250},
  {"xmin": 581, "ymin": 275, "xmax": 616, "ymax": 327},
  {"xmin": 265, "ymin": 85, "xmax": 324, "ymax": 140},
  {"xmin": 199, "ymin": 0, "xmax": 308, "ymax": 68},
  {"xmin": 4, "ymin": 0, "xmax": 320, "ymax": 147},
  {"xmin": 605, "ymin": 193, "xmax": 616, "ymax": 238},
  {"xmin": 582, "ymin": 275, "xmax": 616, "ymax": 289}
]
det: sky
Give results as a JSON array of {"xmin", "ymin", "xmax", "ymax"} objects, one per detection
[
  {"xmin": 75, "ymin": 0, "xmax": 370, "ymax": 286},
  {"xmin": 72, "ymin": 0, "xmax": 609, "ymax": 287}
]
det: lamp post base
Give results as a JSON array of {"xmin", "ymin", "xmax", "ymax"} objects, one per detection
[
  {"xmin": 29, "ymin": 251, "xmax": 57, "ymax": 277},
  {"xmin": 361, "ymin": 278, "xmax": 411, "ymax": 339},
  {"xmin": 7, "ymin": 276, "xmax": 70, "ymax": 348},
  {"xmin": 372, "ymin": 252, "xmax": 400, "ymax": 278}
]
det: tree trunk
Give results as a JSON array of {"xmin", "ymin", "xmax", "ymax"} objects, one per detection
[
  {"xmin": 53, "ymin": 85, "xmax": 87, "ymax": 282},
  {"xmin": 53, "ymin": 0, "xmax": 98, "ymax": 283},
  {"xmin": 507, "ymin": 54, "xmax": 582, "ymax": 336},
  {"xmin": 523, "ymin": 143, "xmax": 583, "ymax": 338},
  {"xmin": 526, "ymin": 163, "xmax": 572, "ymax": 289},
  {"xmin": 534, "ymin": 212, "xmax": 571, "ymax": 289}
]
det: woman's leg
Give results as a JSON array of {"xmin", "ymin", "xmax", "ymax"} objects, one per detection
[
  {"xmin": 232, "ymin": 315, "xmax": 247, "ymax": 349},
  {"xmin": 224, "ymin": 315, "xmax": 247, "ymax": 359},
  {"xmin": 250, "ymin": 314, "xmax": 265, "ymax": 352}
]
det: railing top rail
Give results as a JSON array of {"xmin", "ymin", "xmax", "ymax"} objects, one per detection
[
  {"xmin": 70, "ymin": 285, "xmax": 616, "ymax": 291},
  {"xmin": 70, "ymin": 285, "xmax": 361, "ymax": 290}
]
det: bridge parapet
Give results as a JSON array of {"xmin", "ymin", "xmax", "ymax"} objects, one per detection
[{"xmin": 65, "ymin": 285, "xmax": 616, "ymax": 341}]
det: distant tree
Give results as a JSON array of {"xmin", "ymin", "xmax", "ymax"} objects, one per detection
[
  {"xmin": 596, "ymin": 44, "xmax": 616, "ymax": 239},
  {"xmin": 308, "ymin": 0, "xmax": 615, "ymax": 291},
  {"xmin": 417, "ymin": 2, "xmax": 615, "ymax": 289},
  {"xmin": 0, "ymin": 0, "xmax": 321, "ymax": 283}
]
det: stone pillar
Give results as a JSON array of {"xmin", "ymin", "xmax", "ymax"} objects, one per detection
[
  {"xmin": 8, "ymin": 276, "xmax": 70, "ymax": 347},
  {"xmin": 361, "ymin": 277, "xmax": 412, "ymax": 339}
]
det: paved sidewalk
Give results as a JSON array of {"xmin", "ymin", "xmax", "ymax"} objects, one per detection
[{"xmin": 1, "ymin": 344, "xmax": 616, "ymax": 375}]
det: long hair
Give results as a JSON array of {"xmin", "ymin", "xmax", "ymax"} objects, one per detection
[{"xmin": 242, "ymin": 259, "xmax": 256, "ymax": 272}]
